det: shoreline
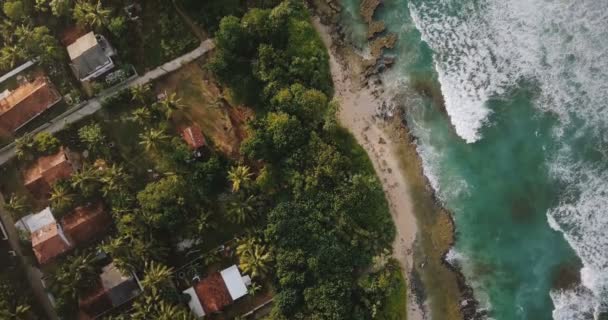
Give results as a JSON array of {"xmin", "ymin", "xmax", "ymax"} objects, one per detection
[
  {"xmin": 312, "ymin": 7, "xmax": 481, "ymax": 320},
  {"xmin": 313, "ymin": 17, "xmax": 425, "ymax": 320}
]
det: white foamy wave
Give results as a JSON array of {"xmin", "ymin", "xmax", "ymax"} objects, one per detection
[
  {"xmin": 548, "ymin": 160, "xmax": 608, "ymax": 318},
  {"xmin": 408, "ymin": 0, "xmax": 608, "ymax": 143},
  {"xmin": 408, "ymin": 1, "xmax": 523, "ymax": 143},
  {"xmin": 444, "ymin": 247, "xmax": 465, "ymax": 266},
  {"xmin": 551, "ymin": 285, "xmax": 597, "ymax": 320}
]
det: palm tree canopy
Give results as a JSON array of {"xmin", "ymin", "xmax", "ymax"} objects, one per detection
[
  {"xmin": 139, "ymin": 128, "xmax": 170, "ymax": 153},
  {"xmin": 228, "ymin": 165, "xmax": 253, "ymax": 192},
  {"xmin": 238, "ymin": 241, "xmax": 272, "ymax": 279}
]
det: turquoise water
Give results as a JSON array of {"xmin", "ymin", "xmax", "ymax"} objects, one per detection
[{"xmin": 341, "ymin": 1, "xmax": 608, "ymax": 319}]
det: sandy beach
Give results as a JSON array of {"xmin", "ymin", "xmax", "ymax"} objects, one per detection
[{"xmin": 313, "ymin": 18, "xmax": 426, "ymax": 320}]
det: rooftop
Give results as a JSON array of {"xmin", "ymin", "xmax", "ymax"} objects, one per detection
[
  {"xmin": 61, "ymin": 204, "xmax": 112, "ymax": 246},
  {"xmin": 23, "ymin": 147, "xmax": 74, "ymax": 196},
  {"xmin": 182, "ymin": 125, "xmax": 206, "ymax": 149},
  {"xmin": 0, "ymin": 77, "xmax": 61, "ymax": 132},
  {"xmin": 79, "ymin": 263, "xmax": 142, "ymax": 318},
  {"xmin": 187, "ymin": 265, "xmax": 250, "ymax": 316},
  {"xmin": 31, "ymin": 223, "xmax": 72, "ymax": 265},
  {"xmin": 17, "ymin": 207, "xmax": 56, "ymax": 233},
  {"xmin": 67, "ymin": 32, "xmax": 114, "ymax": 81},
  {"xmin": 67, "ymin": 32, "xmax": 100, "ymax": 60},
  {"xmin": 220, "ymin": 265, "xmax": 248, "ymax": 301},
  {"xmin": 194, "ymin": 272, "xmax": 233, "ymax": 314}
]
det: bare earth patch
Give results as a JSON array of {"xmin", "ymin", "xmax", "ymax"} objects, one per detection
[{"xmin": 154, "ymin": 59, "xmax": 252, "ymax": 158}]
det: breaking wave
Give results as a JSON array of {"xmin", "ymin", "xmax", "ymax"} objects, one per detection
[{"xmin": 407, "ymin": 0, "xmax": 608, "ymax": 318}]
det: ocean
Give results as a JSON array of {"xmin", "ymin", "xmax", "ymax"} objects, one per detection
[{"xmin": 340, "ymin": 0, "xmax": 608, "ymax": 319}]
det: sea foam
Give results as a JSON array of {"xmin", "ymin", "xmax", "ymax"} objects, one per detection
[{"xmin": 407, "ymin": 0, "xmax": 608, "ymax": 317}]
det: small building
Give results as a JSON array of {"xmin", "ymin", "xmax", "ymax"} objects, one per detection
[
  {"xmin": 183, "ymin": 265, "xmax": 251, "ymax": 318},
  {"xmin": 181, "ymin": 125, "xmax": 206, "ymax": 150},
  {"xmin": 67, "ymin": 32, "xmax": 115, "ymax": 82},
  {"xmin": 61, "ymin": 204, "xmax": 112, "ymax": 246},
  {"xmin": 32, "ymin": 222, "xmax": 72, "ymax": 265},
  {"xmin": 23, "ymin": 147, "xmax": 76, "ymax": 197},
  {"xmin": 0, "ymin": 77, "xmax": 61, "ymax": 133},
  {"xmin": 17, "ymin": 207, "xmax": 72, "ymax": 265},
  {"xmin": 20, "ymin": 204, "xmax": 112, "ymax": 265},
  {"xmin": 79, "ymin": 263, "xmax": 142, "ymax": 319}
]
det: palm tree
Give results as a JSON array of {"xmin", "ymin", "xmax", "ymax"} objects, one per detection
[
  {"xmin": 130, "ymin": 107, "xmax": 152, "ymax": 126},
  {"xmin": 141, "ymin": 261, "xmax": 173, "ymax": 292},
  {"xmin": 226, "ymin": 193, "xmax": 258, "ymax": 224},
  {"xmin": 71, "ymin": 166, "xmax": 100, "ymax": 198},
  {"xmin": 228, "ymin": 165, "xmax": 253, "ymax": 192},
  {"xmin": 157, "ymin": 91, "xmax": 184, "ymax": 120},
  {"xmin": 78, "ymin": 123, "xmax": 106, "ymax": 155},
  {"xmin": 130, "ymin": 84, "xmax": 151, "ymax": 104},
  {"xmin": 73, "ymin": 0, "xmax": 111, "ymax": 30},
  {"xmin": 3, "ymin": 194, "xmax": 30, "ymax": 219},
  {"xmin": 247, "ymin": 281, "xmax": 262, "ymax": 296},
  {"xmin": 49, "ymin": 183, "xmax": 75, "ymax": 216},
  {"xmin": 0, "ymin": 45, "xmax": 25, "ymax": 70},
  {"xmin": 14, "ymin": 133, "xmax": 35, "ymax": 161},
  {"xmin": 194, "ymin": 211, "xmax": 216, "ymax": 234},
  {"xmin": 99, "ymin": 164, "xmax": 127, "ymax": 196},
  {"xmin": 49, "ymin": 251, "xmax": 99, "ymax": 300},
  {"xmin": 237, "ymin": 240, "xmax": 272, "ymax": 279},
  {"xmin": 131, "ymin": 292, "xmax": 194, "ymax": 320},
  {"xmin": 139, "ymin": 128, "xmax": 170, "ymax": 154}
]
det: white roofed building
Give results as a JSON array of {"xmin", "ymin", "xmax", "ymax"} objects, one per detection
[
  {"xmin": 183, "ymin": 265, "xmax": 251, "ymax": 318},
  {"xmin": 66, "ymin": 32, "xmax": 115, "ymax": 82}
]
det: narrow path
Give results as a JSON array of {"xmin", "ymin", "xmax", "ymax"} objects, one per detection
[{"xmin": 0, "ymin": 39, "xmax": 215, "ymax": 166}]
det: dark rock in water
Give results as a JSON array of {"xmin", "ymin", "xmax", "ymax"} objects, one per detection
[{"xmin": 551, "ymin": 259, "xmax": 583, "ymax": 291}]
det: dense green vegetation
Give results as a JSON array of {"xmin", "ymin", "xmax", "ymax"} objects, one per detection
[
  {"xmin": 209, "ymin": 1, "xmax": 397, "ymax": 318},
  {"xmin": 0, "ymin": 0, "xmax": 404, "ymax": 318}
]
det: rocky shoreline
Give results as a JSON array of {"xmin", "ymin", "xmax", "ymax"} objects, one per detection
[{"xmin": 307, "ymin": 1, "xmax": 485, "ymax": 319}]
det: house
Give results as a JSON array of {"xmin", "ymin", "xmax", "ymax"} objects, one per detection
[
  {"xmin": 19, "ymin": 204, "xmax": 111, "ymax": 265},
  {"xmin": 31, "ymin": 222, "xmax": 72, "ymax": 265},
  {"xmin": 0, "ymin": 77, "xmax": 61, "ymax": 133},
  {"xmin": 183, "ymin": 265, "xmax": 251, "ymax": 318},
  {"xmin": 181, "ymin": 125, "xmax": 206, "ymax": 150},
  {"xmin": 67, "ymin": 32, "xmax": 115, "ymax": 82},
  {"xmin": 23, "ymin": 147, "xmax": 76, "ymax": 197},
  {"xmin": 78, "ymin": 262, "xmax": 142, "ymax": 319},
  {"xmin": 19, "ymin": 207, "xmax": 72, "ymax": 265},
  {"xmin": 61, "ymin": 204, "xmax": 112, "ymax": 246}
]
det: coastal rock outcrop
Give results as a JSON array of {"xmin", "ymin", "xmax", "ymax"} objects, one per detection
[{"xmin": 308, "ymin": 0, "xmax": 341, "ymax": 25}]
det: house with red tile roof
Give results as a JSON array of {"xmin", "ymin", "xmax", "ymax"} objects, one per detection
[
  {"xmin": 23, "ymin": 147, "xmax": 76, "ymax": 197},
  {"xmin": 21, "ymin": 204, "xmax": 111, "ymax": 265},
  {"xmin": 0, "ymin": 77, "xmax": 61, "ymax": 133},
  {"xmin": 31, "ymin": 222, "xmax": 72, "ymax": 265},
  {"xmin": 181, "ymin": 124, "xmax": 206, "ymax": 150},
  {"xmin": 62, "ymin": 204, "xmax": 112, "ymax": 246},
  {"xmin": 183, "ymin": 265, "xmax": 251, "ymax": 318}
]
